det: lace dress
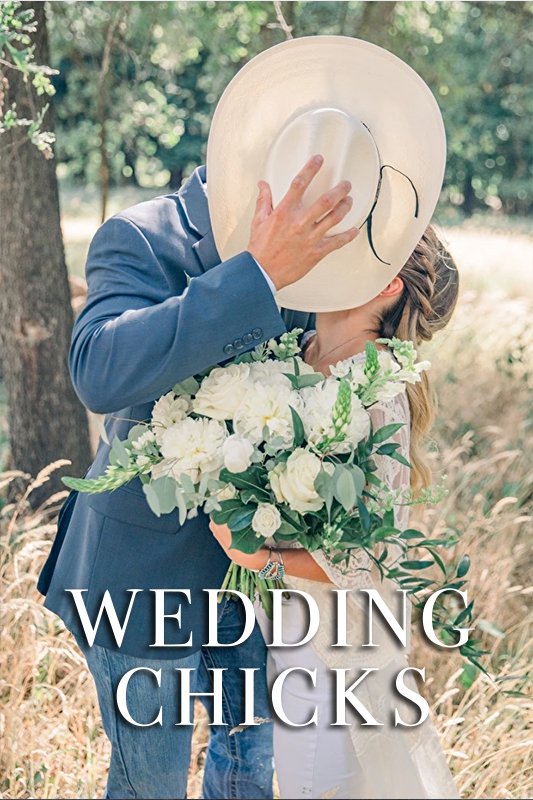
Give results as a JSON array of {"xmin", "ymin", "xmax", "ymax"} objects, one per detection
[{"xmin": 257, "ymin": 333, "xmax": 460, "ymax": 800}]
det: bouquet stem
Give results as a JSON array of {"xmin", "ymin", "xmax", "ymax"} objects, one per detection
[{"xmin": 219, "ymin": 563, "xmax": 285, "ymax": 620}]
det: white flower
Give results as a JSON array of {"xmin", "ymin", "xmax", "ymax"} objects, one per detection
[
  {"xmin": 397, "ymin": 360, "xmax": 431, "ymax": 384},
  {"xmin": 269, "ymin": 448, "xmax": 327, "ymax": 514},
  {"xmin": 155, "ymin": 417, "xmax": 227, "ymax": 484},
  {"xmin": 233, "ymin": 382, "xmax": 303, "ymax": 447},
  {"xmin": 248, "ymin": 357, "xmax": 316, "ymax": 388},
  {"xmin": 192, "ymin": 363, "xmax": 253, "ymax": 420},
  {"xmin": 151, "ymin": 392, "xmax": 191, "ymax": 445},
  {"xmin": 252, "ymin": 503, "xmax": 282, "ymax": 537},
  {"xmin": 374, "ymin": 381, "xmax": 406, "ymax": 402},
  {"xmin": 135, "ymin": 455, "xmax": 150, "ymax": 468},
  {"xmin": 300, "ymin": 378, "xmax": 370, "ymax": 453},
  {"xmin": 131, "ymin": 430, "xmax": 157, "ymax": 451},
  {"xmin": 222, "ymin": 434, "xmax": 255, "ymax": 473}
]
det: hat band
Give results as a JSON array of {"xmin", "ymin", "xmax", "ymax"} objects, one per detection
[{"xmin": 360, "ymin": 123, "xmax": 420, "ymax": 266}]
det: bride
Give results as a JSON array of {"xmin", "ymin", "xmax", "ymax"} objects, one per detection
[{"xmin": 211, "ymin": 222, "xmax": 461, "ymax": 799}]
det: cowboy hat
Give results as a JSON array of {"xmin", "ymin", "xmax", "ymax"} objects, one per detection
[{"xmin": 206, "ymin": 34, "xmax": 446, "ymax": 312}]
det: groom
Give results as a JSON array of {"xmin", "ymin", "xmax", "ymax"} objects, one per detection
[{"xmin": 37, "ymin": 154, "xmax": 356, "ymax": 799}]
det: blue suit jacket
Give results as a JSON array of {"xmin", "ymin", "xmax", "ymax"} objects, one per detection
[{"xmin": 37, "ymin": 165, "xmax": 315, "ymax": 658}]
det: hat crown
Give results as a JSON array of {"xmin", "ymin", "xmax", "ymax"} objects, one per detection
[{"xmin": 263, "ymin": 107, "xmax": 380, "ymax": 234}]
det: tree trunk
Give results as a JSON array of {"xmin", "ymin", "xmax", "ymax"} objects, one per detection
[{"xmin": 0, "ymin": 2, "xmax": 92, "ymax": 505}]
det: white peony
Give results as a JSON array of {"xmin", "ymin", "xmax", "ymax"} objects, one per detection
[
  {"xmin": 233, "ymin": 382, "xmax": 303, "ymax": 447},
  {"xmin": 153, "ymin": 416, "xmax": 227, "ymax": 484},
  {"xmin": 248, "ymin": 357, "xmax": 317, "ymax": 388},
  {"xmin": 222, "ymin": 434, "xmax": 255, "ymax": 473},
  {"xmin": 151, "ymin": 393, "xmax": 191, "ymax": 445},
  {"xmin": 300, "ymin": 377, "xmax": 370, "ymax": 453},
  {"xmin": 192, "ymin": 363, "xmax": 253, "ymax": 420},
  {"xmin": 269, "ymin": 448, "xmax": 329, "ymax": 514},
  {"xmin": 252, "ymin": 503, "xmax": 282, "ymax": 537}
]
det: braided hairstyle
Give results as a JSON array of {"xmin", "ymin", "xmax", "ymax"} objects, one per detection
[{"xmin": 378, "ymin": 224, "xmax": 459, "ymax": 492}]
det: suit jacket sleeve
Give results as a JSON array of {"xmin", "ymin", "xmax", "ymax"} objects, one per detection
[{"xmin": 69, "ymin": 215, "xmax": 287, "ymax": 413}]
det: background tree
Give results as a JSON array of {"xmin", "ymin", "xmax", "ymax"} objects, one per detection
[
  {"xmin": 0, "ymin": 1, "xmax": 91, "ymax": 503},
  {"xmin": 45, "ymin": 0, "xmax": 531, "ymax": 218}
]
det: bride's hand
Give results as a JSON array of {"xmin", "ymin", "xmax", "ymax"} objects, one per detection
[
  {"xmin": 209, "ymin": 520, "xmax": 232, "ymax": 551},
  {"xmin": 209, "ymin": 520, "xmax": 268, "ymax": 571}
]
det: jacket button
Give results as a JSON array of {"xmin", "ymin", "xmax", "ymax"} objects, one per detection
[
  {"xmin": 233, "ymin": 338, "xmax": 244, "ymax": 350},
  {"xmin": 223, "ymin": 343, "xmax": 235, "ymax": 355},
  {"xmin": 243, "ymin": 333, "xmax": 253, "ymax": 344},
  {"xmin": 252, "ymin": 327, "xmax": 263, "ymax": 340}
]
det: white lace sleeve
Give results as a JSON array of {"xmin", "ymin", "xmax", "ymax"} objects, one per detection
[{"xmin": 310, "ymin": 386, "xmax": 412, "ymax": 590}]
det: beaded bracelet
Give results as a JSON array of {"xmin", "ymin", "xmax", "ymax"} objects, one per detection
[{"xmin": 258, "ymin": 547, "xmax": 285, "ymax": 580}]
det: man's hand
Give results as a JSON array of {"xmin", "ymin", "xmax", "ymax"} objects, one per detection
[{"xmin": 247, "ymin": 154, "xmax": 360, "ymax": 291}]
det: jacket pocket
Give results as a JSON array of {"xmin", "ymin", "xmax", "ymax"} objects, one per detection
[{"xmin": 85, "ymin": 483, "xmax": 182, "ymax": 534}]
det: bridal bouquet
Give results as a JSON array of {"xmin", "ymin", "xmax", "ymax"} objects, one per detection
[{"xmin": 63, "ymin": 329, "xmax": 480, "ymax": 666}]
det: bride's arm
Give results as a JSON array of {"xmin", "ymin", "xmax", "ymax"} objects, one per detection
[{"xmin": 209, "ymin": 520, "xmax": 331, "ymax": 581}]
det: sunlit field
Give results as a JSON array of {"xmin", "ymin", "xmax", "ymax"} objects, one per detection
[{"xmin": 1, "ymin": 197, "xmax": 531, "ymax": 798}]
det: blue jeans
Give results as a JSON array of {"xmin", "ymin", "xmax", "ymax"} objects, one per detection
[{"xmin": 75, "ymin": 597, "xmax": 273, "ymax": 799}]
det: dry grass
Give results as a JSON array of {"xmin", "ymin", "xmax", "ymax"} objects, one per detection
[{"xmin": 1, "ymin": 224, "xmax": 532, "ymax": 799}]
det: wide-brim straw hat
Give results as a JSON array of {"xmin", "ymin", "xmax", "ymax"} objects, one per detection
[{"xmin": 206, "ymin": 35, "xmax": 446, "ymax": 312}]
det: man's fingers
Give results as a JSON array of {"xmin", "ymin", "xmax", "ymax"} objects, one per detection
[
  {"xmin": 304, "ymin": 180, "xmax": 352, "ymax": 229},
  {"xmin": 254, "ymin": 181, "xmax": 273, "ymax": 221},
  {"xmin": 317, "ymin": 226, "xmax": 360, "ymax": 257},
  {"xmin": 280, "ymin": 154, "xmax": 324, "ymax": 209},
  {"xmin": 312, "ymin": 194, "xmax": 354, "ymax": 238}
]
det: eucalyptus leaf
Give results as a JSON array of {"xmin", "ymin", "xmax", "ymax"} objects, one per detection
[
  {"xmin": 334, "ymin": 467, "xmax": 356, "ymax": 512},
  {"xmin": 172, "ymin": 376, "xmax": 200, "ymax": 395},
  {"xmin": 111, "ymin": 436, "xmax": 130, "ymax": 469}
]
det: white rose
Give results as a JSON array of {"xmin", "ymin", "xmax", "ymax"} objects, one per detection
[
  {"xmin": 193, "ymin": 363, "xmax": 252, "ymax": 420},
  {"xmin": 300, "ymin": 378, "xmax": 370, "ymax": 453},
  {"xmin": 157, "ymin": 417, "xmax": 227, "ymax": 483},
  {"xmin": 233, "ymin": 382, "xmax": 303, "ymax": 447},
  {"xmin": 151, "ymin": 392, "xmax": 191, "ymax": 445},
  {"xmin": 252, "ymin": 503, "xmax": 282, "ymax": 538},
  {"xmin": 269, "ymin": 448, "xmax": 325, "ymax": 514},
  {"xmin": 222, "ymin": 434, "xmax": 255, "ymax": 473}
]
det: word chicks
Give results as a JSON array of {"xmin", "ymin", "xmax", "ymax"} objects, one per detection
[{"xmin": 66, "ymin": 586, "xmax": 471, "ymax": 728}]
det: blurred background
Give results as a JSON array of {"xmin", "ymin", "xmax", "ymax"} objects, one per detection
[{"xmin": 0, "ymin": 2, "xmax": 531, "ymax": 798}]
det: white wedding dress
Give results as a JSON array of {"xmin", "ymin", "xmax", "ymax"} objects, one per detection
[{"xmin": 255, "ymin": 336, "xmax": 460, "ymax": 800}]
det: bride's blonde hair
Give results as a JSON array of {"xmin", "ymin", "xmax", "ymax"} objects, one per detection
[{"xmin": 378, "ymin": 225, "xmax": 459, "ymax": 493}]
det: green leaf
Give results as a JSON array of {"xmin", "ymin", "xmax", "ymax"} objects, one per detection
[
  {"xmin": 175, "ymin": 487, "xmax": 188, "ymax": 525},
  {"xmin": 399, "ymin": 559, "xmax": 434, "ymax": 570},
  {"xmin": 399, "ymin": 529, "xmax": 426, "ymax": 540},
  {"xmin": 143, "ymin": 483, "xmax": 161, "ymax": 517},
  {"xmin": 357, "ymin": 498, "xmax": 371, "ymax": 533},
  {"xmin": 372, "ymin": 422, "xmax": 404, "ymax": 444},
  {"xmin": 456, "ymin": 554, "xmax": 471, "ymax": 577},
  {"xmin": 230, "ymin": 526, "xmax": 264, "ymax": 554},
  {"xmin": 172, "ymin": 376, "xmax": 200, "ymax": 395},
  {"xmin": 149, "ymin": 477, "xmax": 178, "ymax": 515},
  {"xmin": 110, "ymin": 435, "xmax": 130, "ymax": 469},
  {"xmin": 228, "ymin": 506, "xmax": 257, "ymax": 532},
  {"xmin": 127, "ymin": 424, "xmax": 148, "ymax": 444},
  {"xmin": 350, "ymin": 465, "xmax": 366, "ymax": 497},
  {"xmin": 289, "ymin": 405, "xmax": 305, "ymax": 448},
  {"xmin": 210, "ymin": 499, "xmax": 243, "ymax": 524},
  {"xmin": 334, "ymin": 466, "xmax": 356, "ymax": 512},
  {"xmin": 375, "ymin": 443, "xmax": 400, "ymax": 456}
]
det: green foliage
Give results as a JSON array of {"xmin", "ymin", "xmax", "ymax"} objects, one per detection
[
  {"xmin": 42, "ymin": 1, "xmax": 530, "ymax": 214},
  {"xmin": 0, "ymin": 1, "xmax": 59, "ymax": 152}
]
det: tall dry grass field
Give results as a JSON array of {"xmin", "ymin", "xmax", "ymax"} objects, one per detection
[{"xmin": 1, "ymin": 223, "xmax": 531, "ymax": 799}]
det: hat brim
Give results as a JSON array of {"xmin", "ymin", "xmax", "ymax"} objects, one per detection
[{"xmin": 206, "ymin": 35, "xmax": 446, "ymax": 312}]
